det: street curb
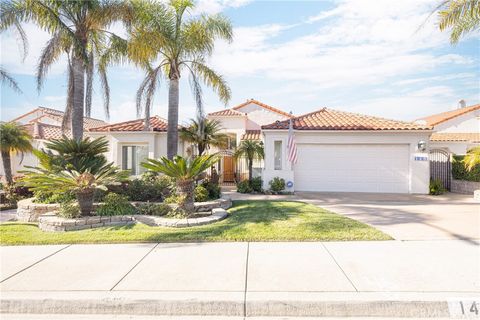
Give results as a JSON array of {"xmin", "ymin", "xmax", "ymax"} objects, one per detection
[{"xmin": 0, "ymin": 296, "xmax": 459, "ymax": 317}]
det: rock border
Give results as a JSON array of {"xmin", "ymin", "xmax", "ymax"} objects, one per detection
[
  {"xmin": 134, "ymin": 208, "xmax": 228, "ymax": 228},
  {"xmin": 39, "ymin": 213, "xmax": 135, "ymax": 232},
  {"xmin": 18, "ymin": 197, "xmax": 232, "ymax": 222}
]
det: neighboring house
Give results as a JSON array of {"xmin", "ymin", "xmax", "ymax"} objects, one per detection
[
  {"xmin": 87, "ymin": 116, "xmax": 184, "ymax": 176},
  {"xmin": 261, "ymin": 108, "xmax": 432, "ymax": 194},
  {"xmin": 1, "ymin": 107, "xmax": 107, "ymax": 178},
  {"xmin": 207, "ymin": 99, "xmax": 293, "ymax": 182},
  {"xmin": 416, "ymin": 103, "xmax": 480, "ymax": 155}
]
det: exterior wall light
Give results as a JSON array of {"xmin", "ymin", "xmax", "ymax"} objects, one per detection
[{"xmin": 417, "ymin": 140, "xmax": 427, "ymax": 152}]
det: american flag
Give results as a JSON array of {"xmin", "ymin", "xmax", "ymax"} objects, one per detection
[{"xmin": 287, "ymin": 114, "xmax": 298, "ymax": 164}]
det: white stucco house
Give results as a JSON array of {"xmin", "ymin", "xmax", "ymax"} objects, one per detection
[
  {"xmin": 206, "ymin": 99, "xmax": 292, "ymax": 182},
  {"xmin": 416, "ymin": 103, "xmax": 480, "ymax": 155},
  {"xmin": 87, "ymin": 116, "xmax": 184, "ymax": 176},
  {"xmin": 0, "ymin": 107, "xmax": 107, "ymax": 178},
  {"xmin": 3, "ymin": 99, "xmax": 442, "ymax": 194},
  {"xmin": 261, "ymin": 108, "xmax": 432, "ymax": 194}
]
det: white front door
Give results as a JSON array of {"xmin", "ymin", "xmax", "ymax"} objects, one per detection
[{"xmin": 294, "ymin": 144, "xmax": 410, "ymax": 193}]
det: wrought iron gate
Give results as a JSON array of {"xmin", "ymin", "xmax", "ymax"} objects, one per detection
[{"xmin": 430, "ymin": 149, "xmax": 451, "ymax": 190}]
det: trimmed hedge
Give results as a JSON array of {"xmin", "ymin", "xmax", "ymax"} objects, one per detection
[{"xmin": 452, "ymin": 155, "xmax": 480, "ymax": 182}]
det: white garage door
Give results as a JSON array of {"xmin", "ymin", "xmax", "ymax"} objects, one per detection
[{"xmin": 294, "ymin": 144, "xmax": 409, "ymax": 193}]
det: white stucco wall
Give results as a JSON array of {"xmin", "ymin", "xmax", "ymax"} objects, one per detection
[
  {"xmin": 430, "ymin": 142, "xmax": 477, "ymax": 155},
  {"xmin": 207, "ymin": 115, "xmax": 247, "ymax": 146},
  {"xmin": 0, "ymin": 139, "xmax": 46, "ymax": 179},
  {"xmin": 434, "ymin": 110, "xmax": 480, "ymax": 133},
  {"xmin": 236, "ymin": 103, "xmax": 290, "ymax": 130},
  {"xmin": 262, "ymin": 130, "xmax": 432, "ymax": 194},
  {"xmin": 87, "ymin": 132, "xmax": 181, "ymax": 170}
]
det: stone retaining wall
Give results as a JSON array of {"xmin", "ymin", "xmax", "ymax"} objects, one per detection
[
  {"xmin": 39, "ymin": 213, "xmax": 135, "ymax": 232},
  {"xmin": 16, "ymin": 198, "xmax": 60, "ymax": 222},
  {"xmin": 18, "ymin": 197, "xmax": 232, "ymax": 222},
  {"xmin": 451, "ymin": 179, "xmax": 480, "ymax": 195}
]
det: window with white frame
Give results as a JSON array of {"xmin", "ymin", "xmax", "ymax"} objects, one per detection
[
  {"xmin": 274, "ymin": 140, "xmax": 282, "ymax": 170},
  {"xmin": 122, "ymin": 145, "xmax": 148, "ymax": 175}
]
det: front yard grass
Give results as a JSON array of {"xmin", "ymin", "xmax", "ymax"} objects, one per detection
[{"xmin": 0, "ymin": 201, "xmax": 391, "ymax": 245}]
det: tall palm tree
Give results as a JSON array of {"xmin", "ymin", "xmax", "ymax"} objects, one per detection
[
  {"xmin": 0, "ymin": 122, "xmax": 32, "ymax": 184},
  {"xmin": 180, "ymin": 118, "xmax": 228, "ymax": 156},
  {"xmin": 437, "ymin": 0, "xmax": 480, "ymax": 43},
  {"xmin": 234, "ymin": 140, "xmax": 264, "ymax": 182},
  {"xmin": 0, "ymin": 0, "xmax": 133, "ymax": 139},
  {"xmin": 128, "ymin": 0, "xmax": 232, "ymax": 159}
]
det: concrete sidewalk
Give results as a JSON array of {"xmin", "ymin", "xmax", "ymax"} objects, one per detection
[{"xmin": 1, "ymin": 241, "xmax": 479, "ymax": 318}]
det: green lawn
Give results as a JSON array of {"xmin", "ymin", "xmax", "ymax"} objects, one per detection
[{"xmin": 0, "ymin": 201, "xmax": 391, "ymax": 245}]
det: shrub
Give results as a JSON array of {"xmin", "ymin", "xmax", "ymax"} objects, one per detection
[
  {"xmin": 269, "ymin": 177, "xmax": 285, "ymax": 192},
  {"xmin": 194, "ymin": 185, "xmax": 209, "ymax": 202},
  {"xmin": 58, "ymin": 201, "xmax": 81, "ymax": 218},
  {"xmin": 452, "ymin": 155, "xmax": 480, "ymax": 182},
  {"xmin": 124, "ymin": 179, "xmax": 160, "ymax": 202},
  {"xmin": 137, "ymin": 202, "xmax": 171, "ymax": 216},
  {"xmin": 34, "ymin": 190, "xmax": 76, "ymax": 204},
  {"xmin": 237, "ymin": 180, "xmax": 253, "ymax": 193},
  {"xmin": 96, "ymin": 193, "xmax": 136, "ymax": 216},
  {"xmin": 201, "ymin": 180, "xmax": 221, "ymax": 200},
  {"xmin": 429, "ymin": 179, "xmax": 446, "ymax": 195},
  {"xmin": 250, "ymin": 177, "xmax": 263, "ymax": 192},
  {"xmin": 2, "ymin": 183, "xmax": 33, "ymax": 205}
]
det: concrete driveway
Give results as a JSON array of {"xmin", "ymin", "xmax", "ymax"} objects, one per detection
[{"xmin": 296, "ymin": 192, "xmax": 480, "ymax": 242}]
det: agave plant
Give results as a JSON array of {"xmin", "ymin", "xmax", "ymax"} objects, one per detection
[{"xmin": 142, "ymin": 155, "xmax": 219, "ymax": 212}]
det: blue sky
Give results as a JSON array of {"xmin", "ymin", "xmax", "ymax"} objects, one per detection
[{"xmin": 1, "ymin": 0, "xmax": 479, "ymax": 125}]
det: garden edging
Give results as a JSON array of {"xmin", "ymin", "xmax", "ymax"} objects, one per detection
[{"xmin": 17, "ymin": 197, "xmax": 232, "ymax": 222}]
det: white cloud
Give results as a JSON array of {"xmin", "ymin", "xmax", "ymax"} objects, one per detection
[
  {"xmin": 43, "ymin": 95, "xmax": 66, "ymax": 102},
  {"xmin": 193, "ymin": 0, "xmax": 252, "ymax": 15},
  {"xmin": 211, "ymin": 0, "xmax": 469, "ymax": 89}
]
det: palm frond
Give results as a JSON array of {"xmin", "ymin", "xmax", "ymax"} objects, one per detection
[{"xmin": 0, "ymin": 66, "xmax": 22, "ymax": 94}]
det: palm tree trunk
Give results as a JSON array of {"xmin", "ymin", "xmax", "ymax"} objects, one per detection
[
  {"xmin": 71, "ymin": 54, "xmax": 85, "ymax": 140},
  {"xmin": 177, "ymin": 179, "xmax": 195, "ymax": 213},
  {"xmin": 248, "ymin": 158, "xmax": 253, "ymax": 182},
  {"xmin": 1, "ymin": 151, "xmax": 13, "ymax": 185},
  {"xmin": 76, "ymin": 189, "xmax": 94, "ymax": 216},
  {"xmin": 167, "ymin": 77, "xmax": 180, "ymax": 159}
]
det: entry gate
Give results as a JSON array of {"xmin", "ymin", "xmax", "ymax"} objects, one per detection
[{"xmin": 429, "ymin": 149, "xmax": 451, "ymax": 190}]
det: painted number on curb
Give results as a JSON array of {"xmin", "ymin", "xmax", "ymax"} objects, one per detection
[{"xmin": 448, "ymin": 299, "xmax": 480, "ymax": 318}]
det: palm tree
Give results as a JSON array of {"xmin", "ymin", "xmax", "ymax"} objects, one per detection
[
  {"xmin": 180, "ymin": 118, "xmax": 228, "ymax": 156},
  {"xmin": 22, "ymin": 136, "xmax": 128, "ymax": 215},
  {"xmin": 0, "ymin": 66, "xmax": 22, "ymax": 93},
  {"xmin": 0, "ymin": 0, "xmax": 133, "ymax": 139},
  {"xmin": 0, "ymin": 122, "xmax": 32, "ymax": 185},
  {"xmin": 142, "ymin": 154, "xmax": 219, "ymax": 213},
  {"xmin": 234, "ymin": 140, "xmax": 264, "ymax": 183},
  {"xmin": 437, "ymin": 0, "xmax": 480, "ymax": 43},
  {"xmin": 128, "ymin": 0, "xmax": 232, "ymax": 158},
  {"xmin": 464, "ymin": 146, "xmax": 480, "ymax": 171}
]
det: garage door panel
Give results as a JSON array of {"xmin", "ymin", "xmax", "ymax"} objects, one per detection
[{"xmin": 294, "ymin": 144, "xmax": 409, "ymax": 193}]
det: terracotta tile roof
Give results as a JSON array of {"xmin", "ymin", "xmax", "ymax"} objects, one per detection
[
  {"xmin": 24, "ymin": 123, "xmax": 70, "ymax": 140},
  {"xmin": 12, "ymin": 106, "xmax": 108, "ymax": 129},
  {"xmin": 208, "ymin": 108, "xmax": 246, "ymax": 117},
  {"xmin": 430, "ymin": 132, "xmax": 480, "ymax": 143},
  {"xmin": 262, "ymin": 107, "xmax": 432, "ymax": 131},
  {"xmin": 232, "ymin": 99, "xmax": 293, "ymax": 118},
  {"xmin": 241, "ymin": 130, "xmax": 261, "ymax": 140},
  {"xmin": 417, "ymin": 104, "xmax": 480, "ymax": 126},
  {"xmin": 89, "ymin": 116, "xmax": 168, "ymax": 132}
]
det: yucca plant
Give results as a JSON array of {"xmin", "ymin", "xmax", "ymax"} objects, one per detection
[{"xmin": 142, "ymin": 155, "xmax": 220, "ymax": 212}]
